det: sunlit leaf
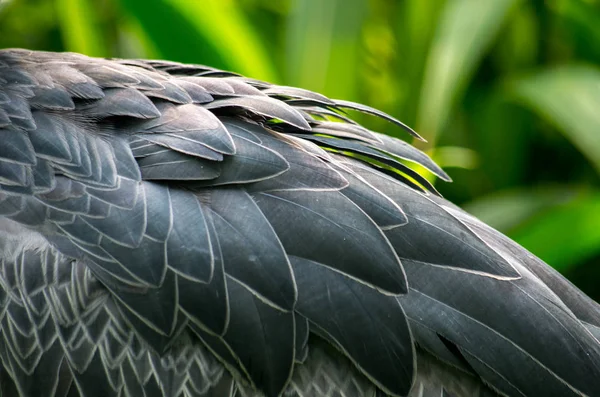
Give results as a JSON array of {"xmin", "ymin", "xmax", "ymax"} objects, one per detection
[
  {"xmin": 166, "ymin": 0, "xmax": 277, "ymax": 81},
  {"xmin": 0, "ymin": 0, "xmax": 12, "ymax": 13},
  {"xmin": 396, "ymin": 0, "xmax": 447, "ymax": 124},
  {"xmin": 430, "ymin": 146, "xmax": 479, "ymax": 170},
  {"xmin": 55, "ymin": 0, "xmax": 106, "ymax": 56},
  {"xmin": 415, "ymin": 146, "xmax": 477, "ymax": 183},
  {"xmin": 285, "ymin": 0, "xmax": 366, "ymax": 99},
  {"xmin": 119, "ymin": 0, "xmax": 277, "ymax": 81},
  {"xmin": 511, "ymin": 65, "xmax": 600, "ymax": 174},
  {"xmin": 117, "ymin": 16, "xmax": 161, "ymax": 59},
  {"xmin": 416, "ymin": 0, "xmax": 518, "ymax": 145},
  {"xmin": 360, "ymin": 3, "xmax": 402, "ymax": 124}
]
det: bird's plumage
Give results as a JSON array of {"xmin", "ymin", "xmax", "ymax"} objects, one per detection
[{"xmin": 0, "ymin": 48, "xmax": 599, "ymax": 397}]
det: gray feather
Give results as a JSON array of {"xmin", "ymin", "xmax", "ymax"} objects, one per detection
[
  {"xmin": 82, "ymin": 87, "xmax": 160, "ymax": 119},
  {"xmin": 253, "ymin": 189, "xmax": 407, "ymax": 295},
  {"xmin": 291, "ymin": 255, "xmax": 414, "ymax": 396},
  {"xmin": 29, "ymin": 87, "xmax": 75, "ymax": 111},
  {"xmin": 166, "ymin": 189, "xmax": 213, "ymax": 283},
  {"xmin": 1, "ymin": 48, "xmax": 599, "ymax": 397},
  {"xmin": 137, "ymin": 150, "xmax": 222, "ymax": 181},
  {"xmin": 0, "ymin": 128, "xmax": 36, "ymax": 165},
  {"xmin": 209, "ymin": 188, "xmax": 296, "ymax": 311},
  {"xmin": 205, "ymin": 96, "xmax": 311, "ymax": 130},
  {"xmin": 136, "ymin": 103, "xmax": 235, "ymax": 155}
]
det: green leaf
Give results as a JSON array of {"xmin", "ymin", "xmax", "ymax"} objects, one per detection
[
  {"xmin": 510, "ymin": 191, "xmax": 600, "ymax": 272},
  {"xmin": 285, "ymin": 0, "xmax": 366, "ymax": 99},
  {"xmin": 416, "ymin": 0, "xmax": 518, "ymax": 145},
  {"xmin": 465, "ymin": 187, "xmax": 600, "ymax": 272},
  {"xmin": 413, "ymin": 146, "xmax": 477, "ymax": 183},
  {"xmin": 167, "ymin": 0, "xmax": 277, "ymax": 81},
  {"xmin": 395, "ymin": 0, "xmax": 447, "ymax": 124},
  {"xmin": 119, "ymin": 0, "xmax": 277, "ymax": 81},
  {"xmin": 117, "ymin": 16, "xmax": 162, "ymax": 59},
  {"xmin": 511, "ymin": 65, "xmax": 600, "ymax": 174},
  {"xmin": 549, "ymin": 0, "xmax": 600, "ymax": 54},
  {"xmin": 492, "ymin": 1, "xmax": 538, "ymax": 73},
  {"xmin": 0, "ymin": 0, "xmax": 12, "ymax": 13},
  {"xmin": 56, "ymin": 0, "xmax": 107, "ymax": 56},
  {"xmin": 470, "ymin": 90, "xmax": 533, "ymax": 190},
  {"xmin": 463, "ymin": 186, "xmax": 579, "ymax": 232},
  {"xmin": 430, "ymin": 146, "xmax": 479, "ymax": 170}
]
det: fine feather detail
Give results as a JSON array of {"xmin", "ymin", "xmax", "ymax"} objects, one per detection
[{"xmin": 0, "ymin": 49, "xmax": 599, "ymax": 397}]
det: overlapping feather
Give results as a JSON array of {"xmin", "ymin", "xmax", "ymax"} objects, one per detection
[{"xmin": 0, "ymin": 48, "xmax": 598, "ymax": 397}]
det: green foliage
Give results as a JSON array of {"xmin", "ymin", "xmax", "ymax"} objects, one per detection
[
  {"xmin": 416, "ymin": 0, "xmax": 518, "ymax": 146},
  {"xmin": 512, "ymin": 191, "xmax": 600, "ymax": 272},
  {"xmin": 119, "ymin": 0, "xmax": 277, "ymax": 81},
  {"xmin": 512, "ymin": 65, "xmax": 600, "ymax": 173},
  {"xmin": 285, "ymin": 0, "xmax": 366, "ymax": 99},
  {"xmin": 56, "ymin": 0, "xmax": 108, "ymax": 56},
  {"xmin": 1, "ymin": 0, "xmax": 600, "ymax": 297}
]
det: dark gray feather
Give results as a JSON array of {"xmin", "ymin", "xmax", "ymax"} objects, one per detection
[
  {"xmin": 262, "ymin": 85, "xmax": 335, "ymax": 106},
  {"xmin": 333, "ymin": 99, "xmax": 424, "ymax": 141},
  {"xmin": 202, "ymin": 133, "xmax": 289, "ymax": 186},
  {"xmin": 82, "ymin": 88, "xmax": 160, "ymax": 119},
  {"xmin": 222, "ymin": 121, "xmax": 348, "ymax": 192},
  {"xmin": 205, "ymin": 96, "xmax": 311, "ymax": 130},
  {"xmin": 137, "ymin": 150, "xmax": 222, "ymax": 181},
  {"xmin": 170, "ymin": 79, "xmax": 213, "ymax": 104},
  {"xmin": 29, "ymin": 87, "xmax": 75, "ymax": 111},
  {"xmin": 209, "ymin": 188, "xmax": 296, "ymax": 311},
  {"xmin": 136, "ymin": 103, "xmax": 235, "ymax": 155},
  {"xmin": 166, "ymin": 189, "xmax": 213, "ymax": 283},
  {"xmin": 291, "ymin": 255, "xmax": 415, "ymax": 396},
  {"xmin": 144, "ymin": 80, "xmax": 193, "ymax": 104},
  {"xmin": 1, "ymin": 49, "xmax": 599, "ymax": 397},
  {"xmin": 82, "ymin": 183, "xmax": 146, "ymax": 248},
  {"xmin": 220, "ymin": 276, "xmax": 295, "ymax": 396},
  {"xmin": 348, "ymin": 161, "xmax": 521, "ymax": 279},
  {"xmin": 253, "ymin": 189, "xmax": 407, "ymax": 295},
  {"xmin": 0, "ymin": 128, "xmax": 36, "ymax": 165},
  {"xmin": 402, "ymin": 261, "xmax": 600, "ymax": 397}
]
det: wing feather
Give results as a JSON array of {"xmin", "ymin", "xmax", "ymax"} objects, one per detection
[{"xmin": 1, "ymin": 49, "xmax": 599, "ymax": 397}]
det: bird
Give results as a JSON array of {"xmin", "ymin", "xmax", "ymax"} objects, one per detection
[{"xmin": 0, "ymin": 48, "xmax": 599, "ymax": 397}]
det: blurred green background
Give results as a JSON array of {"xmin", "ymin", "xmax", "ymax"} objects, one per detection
[{"xmin": 1, "ymin": 0, "xmax": 600, "ymax": 298}]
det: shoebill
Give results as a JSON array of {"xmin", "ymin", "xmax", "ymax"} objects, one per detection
[{"xmin": 0, "ymin": 49, "xmax": 599, "ymax": 397}]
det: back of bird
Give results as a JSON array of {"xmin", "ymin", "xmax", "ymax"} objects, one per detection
[{"xmin": 0, "ymin": 48, "xmax": 600, "ymax": 397}]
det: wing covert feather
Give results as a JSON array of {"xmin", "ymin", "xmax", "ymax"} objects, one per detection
[{"xmin": 0, "ymin": 49, "xmax": 599, "ymax": 397}]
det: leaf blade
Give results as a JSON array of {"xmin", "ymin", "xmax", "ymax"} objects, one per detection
[
  {"xmin": 511, "ymin": 65, "xmax": 600, "ymax": 174},
  {"xmin": 416, "ymin": 0, "xmax": 517, "ymax": 144}
]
